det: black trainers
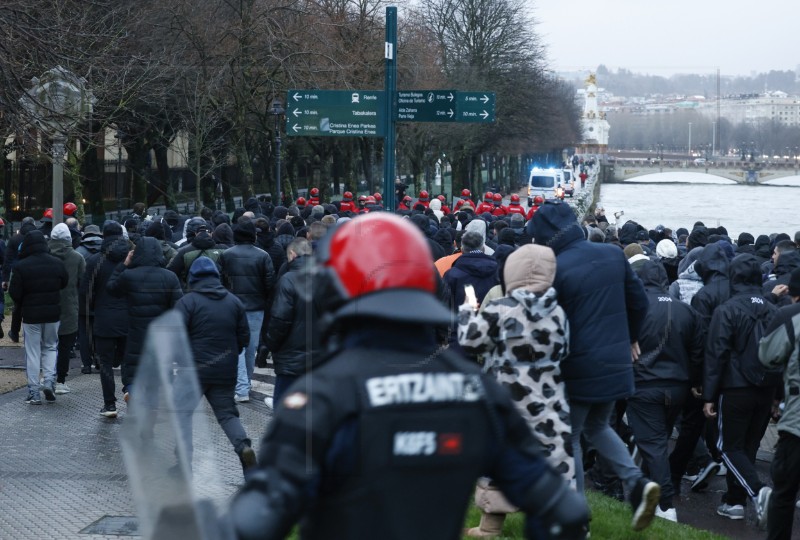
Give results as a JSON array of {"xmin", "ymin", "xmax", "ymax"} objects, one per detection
[
  {"xmin": 239, "ymin": 444, "xmax": 258, "ymax": 477},
  {"xmin": 81, "ymin": 366, "xmax": 93, "ymax": 374},
  {"xmin": 25, "ymin": 392, "xmax": 42, "ymax": 405},
  {"xmin": 630, "ymin": 477, "xmax": 660, "ymax": 531},
  {"xmin": 42, "ymin": 384, "xmax": 56, "ymax": 403},
  {"xmin": 8, "ymin": 329, "xmax": 19, "ymax": 343},
  {"xmin": 100, "ymin": 404, "xmax": 118, "ymax": 418}
]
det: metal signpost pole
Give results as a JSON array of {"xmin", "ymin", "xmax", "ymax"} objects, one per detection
[{"xmin": 383, "ymin": 7, "xmax": 397, "ymax": 211}]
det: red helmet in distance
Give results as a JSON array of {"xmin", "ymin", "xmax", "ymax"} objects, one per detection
[
  {"xmin": 310, "ymin": 187, "xmax": 320, "ymax": 197},
  {"xmin": 296, "ymin": 197, "xmax": 307, "ymax": 207},
  {"xmin": 510, "ymin": 194, "xmax": 520, "ymax": 204},
  {"xmin": 418, "ymin": 190, "xmax": 429, "ymax": 201},
  {"xmin": 63, "ymin": 202, "xmax": 78, "ymax": 216},
  {"xmin": 461, "ymin": 188, "xmax": 471, "ymax": 198},
  {"xmin": 343, "ymin": 191, "xmax": 353, "ymax": 201},
  {"xmin": 492, "ymin": 193, "xmax": 502, "ymax": 202},
  {"xmin": 373, "ymin": 192, "xmax": 382, "ymax": 202},
  {"xmin": 484, "ymin": 192, "xmax": 493, "ymax": 202}
]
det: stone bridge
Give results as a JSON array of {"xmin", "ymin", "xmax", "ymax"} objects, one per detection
[{"xmin": 601, "ymin": 160, "xmax": 800, "ymax": 184}]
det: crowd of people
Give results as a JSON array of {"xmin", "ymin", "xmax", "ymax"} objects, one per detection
[{"xmin": 3, "ymin": 181, "xmax": 800, "ymax": 539}]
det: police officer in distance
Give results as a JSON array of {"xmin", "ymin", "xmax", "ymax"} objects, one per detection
[{"xmin": 230, "ymin": 213, "xmax": 590, "ymax": 540}]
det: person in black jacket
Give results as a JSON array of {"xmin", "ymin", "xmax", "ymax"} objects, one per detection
[
  {"xmin": 82, "ymin": 223, "xmax": 131, "ymax": 417},
  {"xmin": 628, "ymin": 261, "xmax": 704, "ymax": 521},
  {"xmin": 703, "ymin": 254, "xmax": 778, "ymax": 523},
  {"xmin": 107, "ymin": 236, "xmax": 183, "ymax": 400},
  {"xmin": 762, "ymin": 242, "xmax": 800, "ymax": 306},
  {"xmin": 2, "ymin": 218, "xmax": 37, "ymax": 342},
  {"xmin": 265, "ymin": 238, "xmax": 322, "ymax": 404},
  {"xmin": 9, "ymin": 230, "xmax": 69, "ymax": 404},
  {"xmin": 168, "ymin": 217, "xmax": 226, "ymax": 288},
  {"xmin": 173, "ymin": 256, "xmax": 256, "ymax": 475},
  {"xmin": 220, "ymin": 220, "xmax": 275, "ymax": 403},
  {"xmin": 255, "ymin": 217, "xmax": 286, "ymax": 275}
]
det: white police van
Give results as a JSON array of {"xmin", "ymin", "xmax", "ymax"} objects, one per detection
[{"xmin": 527, "ymin": 168, "xmax": 564, "ymax": 206}]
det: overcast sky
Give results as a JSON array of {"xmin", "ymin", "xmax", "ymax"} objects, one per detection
[{"xmin": 532, "ymin": 0, "xmax": 798, "ymax": 77}]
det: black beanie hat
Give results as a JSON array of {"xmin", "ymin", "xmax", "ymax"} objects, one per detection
[
  {"xmin": 145, "ymin": 221, "xmax": 165, "ymax": 240},
  {"xmin": 737, "ymin": 232, "xmax": 755, "ymax": 246},
  {"xmin": 234, "ymin": 220, "xmax": 257, "ymax": 244},
  {"xmin": 103, "ymin": 221, "xmax": 123, "ymax": 238}
]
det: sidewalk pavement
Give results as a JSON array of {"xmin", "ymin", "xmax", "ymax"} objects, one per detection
[{"xmin": 0, "ymin": 344, "xmax": 274, "ymax": 539}]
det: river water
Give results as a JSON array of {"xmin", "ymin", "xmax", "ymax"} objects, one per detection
[{"xmin": 597, "ymin": 171, "xmax": 800, "ymax": 238}]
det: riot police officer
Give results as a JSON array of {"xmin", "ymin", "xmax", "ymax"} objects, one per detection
[{"xmin": 230, "ymin": 213, "xmax": 590, "ymax": 540}]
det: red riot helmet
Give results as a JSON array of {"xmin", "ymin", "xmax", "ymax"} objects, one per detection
[
  {"xmin": 437, "ymin": 195, "xmax": 446, "ymax": 202},
  {"xmin": 418, "ymin": 190, "xmax": 429, "ymax": 201},
  {"xmin": 310, "ymin": 187, "xmax": 320, "ymax": 197},
  {"xmin": 492, "ymin": 193, "xmax": 502, "ymax": 202},
  {"xmin": 41, "ymin": 208, "xmax": 54, "ymax": 222},
  {"xmin": 402, "ymin": 195, "xmax": 412, "ymax": 205},
  {"xmin": 366, "ymin": 195, "xmax": 377, "ymax": 204},
  {"xmin": 358, "ymin": 195, "xmax": 368, "ymax": 206},
  {"xmin": 316, "ymin": 213, "xmax": 452, "ymax": 328},
  {"xmin": 510, "ymin": 194, "xmax": 520, "ymax": 204},
  {"xmin": 533, "ymin": 195, "xmax": 544, "ymax": 205},
  {"xmin": 296, "ymin": 197, "xmax": 307, "ymax": 207},
  {"xmin": 373, "ymin": 192, "xmax": 382, "ymax": 202},
  {"xmin": 343, "ymin": 191, "xmax": 354, "ymax": 201},
  {"xmin": 483, "ymin": 192, "xmax": 493, "ymax": 202},
  {"xmin": 63, "ymin": 202, "xmax": 78, "ymax": 216},
  {"xmin": 461, "ymin": 188, "xmax": 471, "ymax": 198}
]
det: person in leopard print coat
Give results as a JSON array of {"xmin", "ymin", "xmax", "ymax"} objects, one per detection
[{"xmin": 458, "ymin": 244, "xmax": 575, "ymax": 537}]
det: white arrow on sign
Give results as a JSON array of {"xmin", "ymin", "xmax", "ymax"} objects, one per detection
[
  {"xmin": 448, "ymin": 109, "xmax": 454, "ymax": 118},
  {"xmin": 447, "ymin": 93, "xmax": 454, "ymax": 102},
  {"xmin": 292, "ymin": 92, "xmax": 302, "ymax": 101},
  {"xmin": 480, "ymin": 110, "xmax": 489, "ymax": 119},
  {"xmin": 481, "ymin": 94, "xmax": 490, "ymax": 104},
  {"xmin": 292, "ymin": 124, "xmax": 301, "ymax": 133},
  {"xmin": 292, "ymin": 109, "xmax": 302, "ymax": 117}
]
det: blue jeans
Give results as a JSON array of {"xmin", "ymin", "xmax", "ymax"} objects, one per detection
[
  {"xmin": 24, "ymin": 322, "xmax": 60, "ymax": 393},
  {"xmin": 235, "ymin": 310, "xmax": 264, "ymax": 398},
  {"xmin": 570, "ymin": 400, "xmax": 643, "ymax": 494}
]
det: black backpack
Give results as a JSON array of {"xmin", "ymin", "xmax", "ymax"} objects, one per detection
[{"xmin": 738, "ymin": 298, "xmax": 783, "ymax": 388}]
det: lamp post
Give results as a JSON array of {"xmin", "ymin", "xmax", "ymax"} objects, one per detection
[
  {"xmin": 269, "ymin": 97, "xmax": 284, "ymax": 205},
  {"xmin": 19, "ymin": 66, "xmax": 93, "ymax": 225},
  {"xmin": 114, "ymin": 129, "xmax": 124, "ymax": 220}
]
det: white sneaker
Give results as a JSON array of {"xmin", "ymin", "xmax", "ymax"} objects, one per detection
[
  {"xmin": 54, "ymin": 383, "xmax": 71, "ymax": 395},
  {"xmin": 264, "ymin": 397, "xmax": 273, "ymax": 409},
  {"xmin": 234, "ymin": 394, "xmax": 250, "ymax": 403},
  {"xmin": 655, "ymin": 506, "xmax": 677, "ymax": 522}
]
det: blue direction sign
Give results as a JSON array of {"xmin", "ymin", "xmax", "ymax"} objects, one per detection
[
  {"xmin": 286, "ymin": 90, "xmax": 385, "ymax": 137},
  {"xmin": 456, "ymin": 92, "xmax": 496, "ymax": 123},
  {"xmin": 396, "ymin": 90, "xmax": 456, "ymax": 122}
]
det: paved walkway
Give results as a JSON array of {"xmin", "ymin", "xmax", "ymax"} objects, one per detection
[{"xmin": 0, "ymin": 344, "xmax": 274, "ymax": 539}]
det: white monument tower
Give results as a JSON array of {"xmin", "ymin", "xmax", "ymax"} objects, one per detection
[{"xmin": 580, "ymin": 73, "xmax": 610, "ymax": 154}]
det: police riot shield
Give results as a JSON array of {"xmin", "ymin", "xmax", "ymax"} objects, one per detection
[{"xmin": 119, "ymin": 310, "xmax": 234, "ymax": 540}]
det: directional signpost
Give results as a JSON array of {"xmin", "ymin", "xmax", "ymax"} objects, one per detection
[
  {"xmin": 456, "ymin": 92, "xmax": 496, "ymax": 123},
  {"xmin": 284, "ymin": 7, "xmax": 498, "ymax": 209},
  {"xmin": 396, "ymin": 90, "xmax": 456, "ymax": 122},
  {"xmin": 286, "ymin": 89, "xmax": 386, "ymax": 137}
]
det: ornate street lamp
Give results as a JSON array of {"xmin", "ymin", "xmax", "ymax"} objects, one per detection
[
  {"xmin": 269, "ymin": 97, "xmax": 284, "ymax": 205},
  {"xmin": 19, "ymin": 66, "xmax": 93, "ymax": 225}
]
